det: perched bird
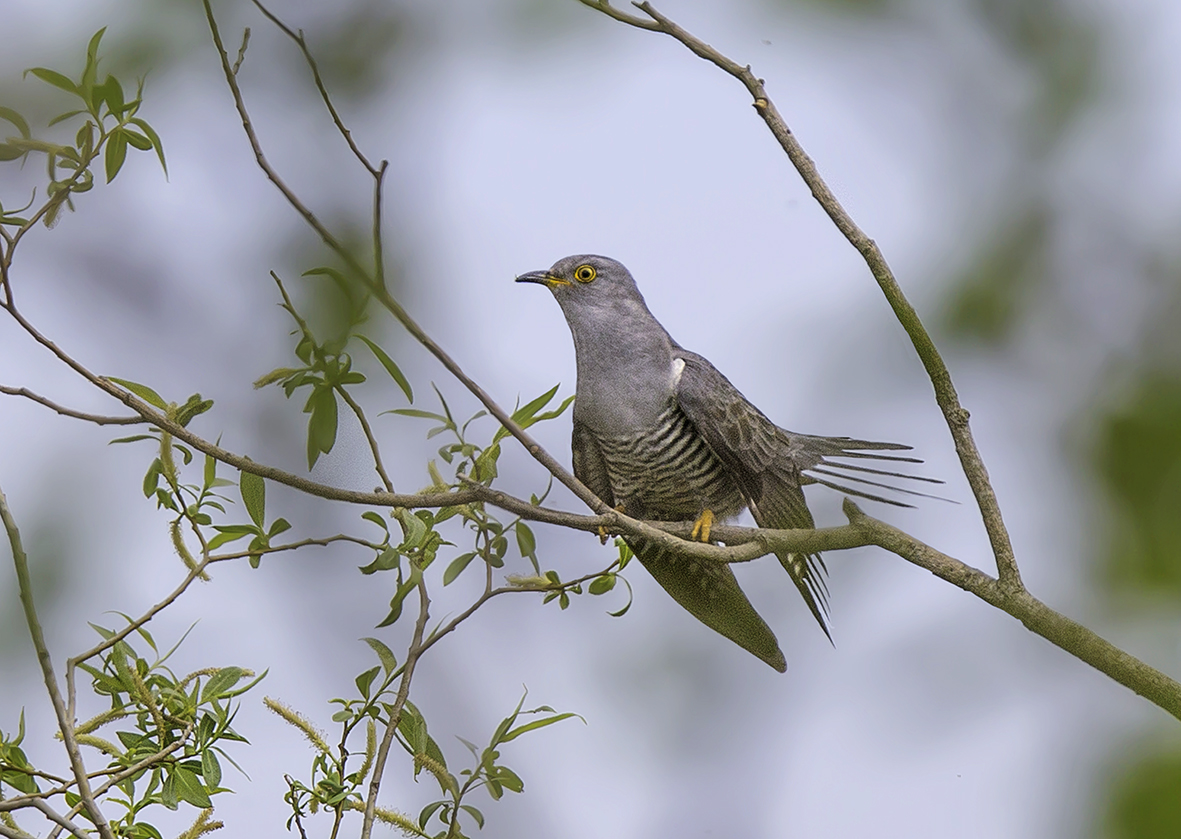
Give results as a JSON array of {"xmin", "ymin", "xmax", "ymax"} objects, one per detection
[{"xmin": 517, "ymin": 254, "xmax": 937, "ymax": 671}]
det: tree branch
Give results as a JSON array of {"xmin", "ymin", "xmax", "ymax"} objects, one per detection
[
  {"xmin": 0, "ymin": 385, "xmax": 144, "ymax": 425},
  {"xmin": 583, "ymin": 0, "xmax": 1022, "ymax": 589},
  {"xmin": 361, "ymin": 578, "xmax": 430, "ymax": 839},
  {"xmin": 0, "ymin": 485, "xmax": 115, "ymax": 839},
  {"xmin": 842, "ymin": 501, "xmax": 1181, "ymax": 720}
]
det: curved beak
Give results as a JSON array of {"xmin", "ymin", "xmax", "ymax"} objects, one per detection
[{"xmin": 515, "ymin": 270, "xmax": 570, "ymax": 289}]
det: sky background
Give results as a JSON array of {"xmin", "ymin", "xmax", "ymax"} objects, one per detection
[{"xmin": 4, "ymin": 0, "xmax": 1181, "ymax": 837}]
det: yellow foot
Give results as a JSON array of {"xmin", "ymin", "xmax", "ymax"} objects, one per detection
[
  {"xmin": 690, "ymin": 509, "xmax": 715, "ymax": 543},
  {"xmin": 599, "ymin": 505, "xmax": 627, "ymax": 544}
]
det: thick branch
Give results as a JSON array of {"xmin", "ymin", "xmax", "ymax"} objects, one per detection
[{"xmin": 583, "ymin": 0, "xmax": 1021, "ymax": 589}]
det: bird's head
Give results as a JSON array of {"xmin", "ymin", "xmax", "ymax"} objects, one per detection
[
  {"xmin": 519, "ymin": 255, "xmax": 647, "ymax": 304},
  {"xmin": 515, "ymin": 254, "xmax": 647, "ymax": 324}
]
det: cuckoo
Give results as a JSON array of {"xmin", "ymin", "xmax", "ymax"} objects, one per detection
[{"xmin": 517, "ymin": 254, "xmax": 936, "ymax": 671}]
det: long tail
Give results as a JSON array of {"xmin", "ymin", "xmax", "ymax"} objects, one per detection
[
  {"xmin": 627, "ymin": 536, "xmax": 786, "ymax": 672},
  {"xmin": 796, "ymin": 435, "xmax": 949, "ymax": 508}
]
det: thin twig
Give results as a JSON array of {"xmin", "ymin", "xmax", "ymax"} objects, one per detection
[
  {"xmin": 250, "ymin": 0, "xmax": 380, "ymax": 176},
  {"xmin": 591, "ymin": 0, "xmax": 1023, "ymax": 589},
  {"xmin": 336, "ymin": 385, "xmax": 395, "ymax": 492},
  {"xmin": 28, "ymin": 801, "xmax": 87, "ymax": 839},
  {"xmin": 0, "ymin": 485, "xmax": 115, "ymax": 839},
  {"xmin": 361, "ymin": 579, "xmax": 430, "ymax": 839},
  {"xmin": 0, "ymin": 385, "xmax": 144, "ymax": 425},
  {"xmin": 202, "ymin": 0, "xmax": 610, "ymax": 519}
]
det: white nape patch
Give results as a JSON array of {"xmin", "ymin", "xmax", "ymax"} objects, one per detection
[{"xmin": 671, "ymin": 357, "xmax": 686, "ymax": 387}]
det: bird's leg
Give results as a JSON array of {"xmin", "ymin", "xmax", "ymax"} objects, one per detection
[
  {"xmin": 599, "ymin": 505, "xmax": 627, "ymax": 544},
  {"xmin": 690, "ymin": 509, "xmax": 715, "ymax": 543}
]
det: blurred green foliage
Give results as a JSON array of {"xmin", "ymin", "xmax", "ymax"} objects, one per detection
[
  {"xmin": 1104, "ymin": 744, "xmax": 1181, "ymax": 839},
  {"xmin": 1092, "ymin": 372, "xmax": 1181, "ymax": 597}
]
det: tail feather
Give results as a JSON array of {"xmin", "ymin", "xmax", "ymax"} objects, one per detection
[{"xmin": 628, "ymin": 536, "xmax": 787, "ymax": 672}]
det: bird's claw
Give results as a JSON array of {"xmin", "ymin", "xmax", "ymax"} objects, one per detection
[
  {"xmin": 690, "ymin": 509, "xmax": 715, "ymax": 543},
  {"xmin": 599, "ymin": 505, "xmax": 626, "ymax": 544}
]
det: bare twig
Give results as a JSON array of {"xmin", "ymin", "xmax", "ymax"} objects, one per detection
[
  {"xmin": 202, "ymin": 0, "xmax": 610, "ymax": 519},
  {"xmin": 336, "ymin": 385, "xmax": 395, "ymax": 493},
  {"xmin": 0, "ymin": 385, "xmax": 144, "ymax": 425},
  {"xmin": 0, "ymin": 485, "xmax": 115, "ymax": 839},
  {"xmin": 250, "ymin": 0, "xmax": 380, "ymax": 176},
  {"xmin": 583, "ymin": 0, "xmax": 1022, "ymax": 590}
]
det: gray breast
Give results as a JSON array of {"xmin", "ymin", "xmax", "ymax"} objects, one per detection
[{"xmin": 595, "ymin": 402, "xmax": 746, "ymax": 521}]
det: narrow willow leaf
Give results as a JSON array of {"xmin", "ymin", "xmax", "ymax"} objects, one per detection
[
  {"xmin": 104, "ymin": 128, "xmax": 127, "ymax": 182},
  {"xmin": 107, "ymin": 377, "xmax": 167, "ymax": 409},
  {"xmin": 240, "ymin": 470, "xmax": 265, "ymax": 527},
  {"xmin": 26, "ymin": 67, "xmax": 79, "ymax": 96},
  {"xmin": 357, "ymin": 335, "xmax": 413, "ymax": 403},
  {"xmin": 361, "ymin": 637, "xmax": 397, "ymax": 675}
]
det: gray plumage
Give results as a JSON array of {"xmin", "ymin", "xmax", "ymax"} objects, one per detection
[{"xmin": 517, "ymin": 254, "xmax": 938, "ymax": 671}]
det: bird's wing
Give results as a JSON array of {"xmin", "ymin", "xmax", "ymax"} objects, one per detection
[
  {"xmin": 672, "ymin": 349, "xmax": 831, "ymax": 638},
  {"xmin": 572, "ymin": 417, "xmax": 615, "ymax": 507}
]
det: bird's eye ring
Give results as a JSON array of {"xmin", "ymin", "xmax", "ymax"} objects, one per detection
[{"xmin": 573, "ymin": 264, "xmax": 596, "ymax": 283}]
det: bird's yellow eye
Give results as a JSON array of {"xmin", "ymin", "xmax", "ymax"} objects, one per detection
[{"xmin": 573, "ymin": 264, "xmax": 596, "ymax": 283}]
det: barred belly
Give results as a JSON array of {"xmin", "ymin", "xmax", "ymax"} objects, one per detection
[{"xmin": 596, "ymin": 404, "xmax": 745, "ymax": 521}]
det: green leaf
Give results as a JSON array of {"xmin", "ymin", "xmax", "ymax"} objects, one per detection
[
  {"xmin": 99, "ymin": 75, "xmax": 124, "ymax": 116},
  {"xmin": 377, "ymin": 576, "xmax": 419, "ymax": 628},
  {"xmin": 104, "ymin": 128, "xmax": 128, "ymax": 182},
  {"xmin": 47, "ymin": 108, "xmax": 86, "ymax": 127},
  {"xmin": 306, "ymin": 386, "xmax": 338, "ymax": 468},
  {"xmin": 107, "ymin": 377, "xmax": 167, "ymax": 409},
  {"xmin": 357, "ymin": 335, "xmax": 413, "ymax": 403},
  {"xmin": 386, "ymin": 408, "xmax": 446, "ymax": 422},
  {"xmin": 240, "ymin": 470, "xmax": 265, "ymax": 528},
  {"xmin": 512, "ymin": 384, "xmax": 560, "ymax": 425},
  {"xmin": 142, "ymin": 458, "xmax": 163, "ymax": 497},
  {"xmin": 361, "ymin": 511, "xmax": 389, "ymax": 531},
  {"xmin": 443, "ymin": 552, "xmax": 477, "ymax": 586},
  {"xmin": 200, "ymin": 666, "xmax": 245, "ymax": 703},
  {"xmin": 355, "ymin": 665, "xmax": 381, "ymax": 698},
  {"xmin": 171, "ymin": 766, "xmax": 212, "ymax": 808},
  {"xmin": 122, "ymin": 127, "xmax": 152, "ymax": 151},
  {"xmin": 129, "ymin": 117, "xmax": 167, "ymax": 176},
  {"xmin": 26, "ymin": 67, "xmax": 79, "ymax": 96},
  {"xmin": 361, "ymin": 637, "xmax": 397, "ymax": 675},
  {"xmin": 0, "ymin": 145, "xmax": 27, "ymax": 162},
  {"xmin": 396, "ymin": 509, "xmax": 428, "ymax": 548},
  {"xmin": 358, "ymin": 546, "xmax": 400, "ymax": 575},
  {"xmin": 588, "ymin": 574, "xmax": 616, "ymax": 595},
  {"xmin": 491, "ymin": 764, "xmax": 524, "ymax": 794},
  {"xmin": 86, "ymin": 28, "xmax": 107, "ymax": 76},
  {"xmin": 0, "ymin": 106, "xmax": 30, "ymax": 138},
  {"xmin": 515, "ymin": 523, "xmax": 536, "ymax": 559},
  {"xmin": 460, "ymin": 805, "xmax": 485, "ymax": 829},
  {"xmin": 268, "ymin": 517, "xmax": 291, "ymax": 537},
  {"xmin": 501, "ymin": 712, "xmax": 581, "ymax": 743},
  {"xmin": 201, "ymin": 749, "xmax": 222, "ymax": 788}
]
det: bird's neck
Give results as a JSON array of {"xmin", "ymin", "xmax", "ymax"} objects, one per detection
[{"xmin": 568, "ymin": 300, "xmax": 678, "ymax": 435}]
